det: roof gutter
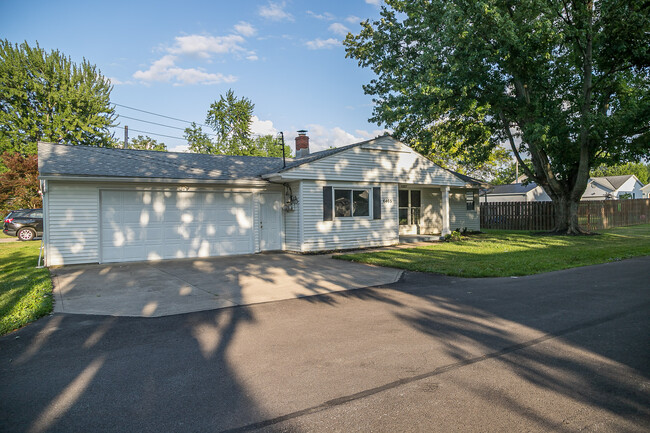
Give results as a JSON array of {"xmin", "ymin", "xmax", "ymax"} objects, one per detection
[{"xmin": 38, "ymin": 174, "xmax": 271, "ymax": 186}]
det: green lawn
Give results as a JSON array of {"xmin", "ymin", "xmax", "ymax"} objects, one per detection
[
  {"xmin": 0, "ymin": 241, "xmax": 53, "ymax": 335},
  {"xmin": 336, "ymin": 224, "xmax": 650, "ymax": 278}
]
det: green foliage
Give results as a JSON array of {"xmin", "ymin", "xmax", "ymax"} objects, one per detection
[
  {"xmin": 127, "ymin": 135, "xmax": 167, "ymax": 152},
  {"xmin": 0, "ymin": 152, "xmax": 41, "ymax": 216},
  {"xmin": 337, "ymin": 224, "xmax": 650, "ymax": 277},
  {"xmin": 444, "ymin": 230, "xmax": 463, "ymax": 242},
  {"xmin": 344, "ymin": 0, "xmax": 650, "ymax": 232},
  {"xmin": 0, "ymin": 40, "xmax": 117, "ymax": 154},
  {"xmin": 0, "ymin": 242, "xmax": 53, "ymax": 335},
  {"xmin": 591, "ymin": 162, "xmax": 650, "ymax": 184},
  {"xmin": 185, "ymin": 89, "xmax": 292, "ymax": 157},
  {"xmin": 491, "ymin": 159, "xmax": 534, "ymax": 185}
]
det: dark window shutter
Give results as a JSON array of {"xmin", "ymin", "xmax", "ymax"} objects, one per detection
[
  {"xmin": 323, "ymin": 186, "xmax": 333, "ymax": 221},
  {"xmin": 373, "ymin": 187, "xmax": 381, "ymax": 220}
]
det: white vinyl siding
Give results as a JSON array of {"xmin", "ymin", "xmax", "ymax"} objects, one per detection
[
  {"xmin": 46, "ymin": 182, "xmax": 100, "ymax": 266},
  {"xmin": 449, "ymin": 189, "xmax": 480, "ymax": 231},
  {"xmin": 278, "ymin": 136, "xmax": 466, "ymax": 186},
  {"xmin": 283, "ymin": 181, "xmax": 301, "ymax": 251},
  {"xmin": 300, "ymin": 181, "xmax": 398, "ymax": 252},
  {"xmin": 44, "ymin": 181, "xmax": 278, "ymax": 265}
]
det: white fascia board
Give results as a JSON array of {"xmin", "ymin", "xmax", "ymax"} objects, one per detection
[{"xmin": 38, "ymin": 175, "xmax": 271, "ymax": 186}]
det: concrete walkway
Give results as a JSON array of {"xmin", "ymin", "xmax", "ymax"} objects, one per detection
[{"xmin": 50, "ymin": 253, "xmax": 402, "ymax": 317}]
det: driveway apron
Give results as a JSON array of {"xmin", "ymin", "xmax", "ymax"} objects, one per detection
[{"xmin": 50, "ymin": 253, "xmax": 402, "ymax": 317}]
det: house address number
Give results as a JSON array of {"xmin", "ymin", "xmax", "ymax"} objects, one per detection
[{"xmin": 382, "ymin": 198, "xmax": 393, "ymax": 203}]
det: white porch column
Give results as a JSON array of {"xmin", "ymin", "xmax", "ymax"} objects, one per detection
[{"xmin": 441, "ymin": 186, "xmax": 451, "ymax": 235}]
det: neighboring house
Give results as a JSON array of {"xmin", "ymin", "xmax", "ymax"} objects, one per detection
[
  {"xmin": 38, "ymin": 134, "xmax": 481, "ymax": 266},
  {"xmin": 481, "ymin": 174, "xmax": 644, "ymax": 202},
  {"xmin": 641, "ymin": 183, "xmax": 650, "ymax": 199},
  {"xmin": 582, "ymin": 175, "xmax": 644, "ymax": 200},
  {"xmin": 480, "ymin": 182, "xmax": 551, "ymax": 203}
]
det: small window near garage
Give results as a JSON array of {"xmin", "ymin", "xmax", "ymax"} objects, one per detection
[
  {"xmin": 334, "ymin": 189, "xmax": 370, "ymax": 218},
  {"xmin": 466, "ymin": 191, "xmax": 475, "ymax": 210}
]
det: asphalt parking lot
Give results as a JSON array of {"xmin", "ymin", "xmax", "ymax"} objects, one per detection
[{"xmin": 1, "ymin": 256, "xmax": 649, "ymax": 432}]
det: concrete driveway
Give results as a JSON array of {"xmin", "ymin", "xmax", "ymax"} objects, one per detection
[{"xmin": 50, "ymin": 252, "xmax": 402, "ymax": 317}]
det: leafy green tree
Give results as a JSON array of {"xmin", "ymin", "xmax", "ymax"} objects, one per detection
[
  {"xmin": 0, "ymin": 40, "xmax": 117, "ymax": 155},
  {"xmin": 591, "ymin": 162, "xmax": 649, "ymax": 184},
  {"xmin": 0, "ymin": 152, "xmax": 41, "ymax": 215},
  {"xmin": 345, "ymin": 0, "xmax": 650, "ymax": 233},
  {"xmin": 127, "ymin": 135, "xmax": 167, "ymax": 152},
  {"xmin": 184, "ymin": 122, "xmax": 216, "ymax": 154},
  {"xmin": 184, "ymin": 90, "xmax": 292, "ymax": 157}
]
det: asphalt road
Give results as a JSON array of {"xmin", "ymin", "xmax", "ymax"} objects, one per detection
[{"xmin": 1, "ymin": 257, "xmax": 649, "ymax": 432}]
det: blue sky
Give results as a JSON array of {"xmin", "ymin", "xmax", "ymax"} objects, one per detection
[{"xmin": 1, "ymin": 0, "xmax": 388, "ymax": 152}]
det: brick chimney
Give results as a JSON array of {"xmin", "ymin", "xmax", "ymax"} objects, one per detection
[{"xmin": 295, "ymin": 130, "xmax": 309, "ymax": 158}]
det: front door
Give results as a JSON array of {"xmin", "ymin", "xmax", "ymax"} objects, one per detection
[
  {"xmin": 260, "ymin": 192, "xmax": 283, "ymax": 251},
  {"xmin": 399, "ymin": 189, "xmax": 421, "ymax": 235}
]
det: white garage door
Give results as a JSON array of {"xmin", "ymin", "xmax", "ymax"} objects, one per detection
[{"xmin": 100, "ymin": 190, "xmax": 254, "ymax": 263}]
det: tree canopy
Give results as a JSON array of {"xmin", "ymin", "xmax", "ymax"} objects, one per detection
[
  {"xmin": 184, "ymin": 89, "xmax": 291, "ymax": 157},
  {"xmin": 0, "ymin": 152, "xmax": 41, "ymax": 215},
  {"xmin": 591, "ymin": 162, "xmax": 650, "ymax": 184},
  {"xmin": 0, "ymin": 40, "xmax": 117, "ymax": 155},
  {"xmin": 127, "ymin": 135, "xmax": 167, "ymax": 152},
  {"xmin": 345, "ymin": 0, "xmax": 650, "ymax": 233}
]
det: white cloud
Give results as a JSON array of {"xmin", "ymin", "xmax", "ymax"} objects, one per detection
[
  {"xmin": 305, "ymin": 38, "xmax": 340, "ymax": 50},
  {"xmin": 133, "ymin": 55, "xmax": 237, "ymax": 86},
  {"xmin": 169, "ymin": 143, "xmax": 190, "ymax": 153},
  {"xmin": 328, "ymin": 23, "xmax": 350, "ymax": 36},
  {"xmin": 345, "ymin": 15, "xmax": 361, "ymax": 24},
  {"xmin": 234, "ymin": 21, "xmax": 257, "ymax": 37},
  {"xmin": 259, "ymin": 1, "xmax": 294, "ymax": 21},
  {"xmin": 134, "ymin": 30, "xmax": 257, "ymax": 85},
  {"xmin": 365, "ymin": 0, "xmax": 382, "ymax": 5},
  {"xmin": 306, "ymin": 10, "xmax": 335, "ymax": 21},
  {"xmin": 108, "ymin": 77, "xmax": 133, "ymax": 86},
  {"xmin": 168, "ymin": 34, "xmax": 246, "ymax": 58},
  {"xmin": 251, "ymin": 116, "xmax": 278, "ymax": 136}
]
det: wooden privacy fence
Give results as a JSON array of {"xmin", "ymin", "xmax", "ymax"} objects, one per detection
[{"xmin": 480, "ymin": 199, "xmax": 650, "ymax": 231}]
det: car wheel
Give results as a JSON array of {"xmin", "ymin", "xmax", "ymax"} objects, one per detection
[{"xmin": 18, "ymin": 228, "xmax": 36, "ymax": 241}]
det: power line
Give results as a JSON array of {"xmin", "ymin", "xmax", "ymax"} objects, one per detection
[
  {"xmin": 118, "ymin": 115, "xmax": 187, "ymax": 131},
  {"xmin": 112, "ymin": 101, "xmax": 282, "ymax": 141},
  {"xmin": 125, "ymin": 128, "xmax": 186, "ymax": 141},
  {"xmin": 112, "ymin": 102, "xmax": 210, "ymax": 128}
]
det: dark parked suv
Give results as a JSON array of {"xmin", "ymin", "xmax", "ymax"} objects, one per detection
[{"xmin": 3, "ymin": 209, "xmax": 43, "ymax": 241}]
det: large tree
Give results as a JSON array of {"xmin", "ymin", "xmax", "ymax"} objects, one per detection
[
  {"xmin": 184, "ymin": 89, "xmax": 291, "ymax": 157},
  {"xmin": 345, "ymin": 0, "xmax": 650, "ymax": 233},
  {"xmin": 0, "ymin": 40, "xmax": 117, "ymax": 155}
]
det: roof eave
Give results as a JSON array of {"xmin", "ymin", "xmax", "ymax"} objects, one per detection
[{"xmin": 39, "ymin": 174, "xmax": 271, "ymax": 186}]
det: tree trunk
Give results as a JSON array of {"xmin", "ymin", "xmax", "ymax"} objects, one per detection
[{"xmin": 553, "ymin": 195, "xmax": 585, "ymax": 234}]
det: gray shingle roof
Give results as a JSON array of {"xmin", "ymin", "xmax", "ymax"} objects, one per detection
[
  {"xmin": 485, "ymin": 182, "xmax": 539, "ymax": 195},
  {"xmin": 590, "ymin": 175, "xmax": 635, "ymax": 191},
  {"xmin": 38, "ymin": 142, "xmax": 287, "ymax": 181}
]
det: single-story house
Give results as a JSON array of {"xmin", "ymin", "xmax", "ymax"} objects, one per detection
[
  {"xmin": 582, "ymin": 175, "xmax": 645, "ymax": 200},
  {"xmin": 38, "ymin": 134, "xmax": 481, "ymax": 266},
  {"xmin": 481, "ymin": 174, "xmax": 645, "ymax": 202},
  {"xmin": 480, "ymin": 182, "xmax": 551, "ymax": 203}
]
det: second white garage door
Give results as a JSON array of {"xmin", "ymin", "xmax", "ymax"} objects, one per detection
[{"xmin": 100, "ymin": 190, "xmax": 254, "ymax": 263}]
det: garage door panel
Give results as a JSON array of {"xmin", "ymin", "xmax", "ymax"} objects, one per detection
[{"xmin": 100, "ymin": 190, "xmax": 254, "ymax": 263}]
